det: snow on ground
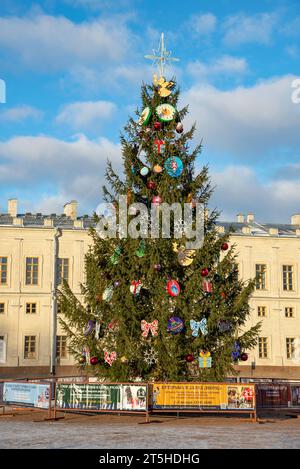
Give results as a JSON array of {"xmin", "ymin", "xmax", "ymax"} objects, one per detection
[{"xmin": 1, "ymin": 411, "xmax": 300, "ymax": 448}]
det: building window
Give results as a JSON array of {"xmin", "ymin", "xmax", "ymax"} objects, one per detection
[
  {"xmin": 285, "ymin": 307, "xmax": 295, "ymax": 318},
  {"xmin": 258, "ymin": 337, "xmax": 269, "ymax": 358},
  {"xmin": 0, "ymin": 257, "xmax": 8, "ymax": 285},
  {"xmin": 26, "ymin": 303, "xmax": 37, "ymax": 314},
  {"xmin": 255, "ymin": 264, "xmax": 267, "ymax": 290},
  {"xmin": 0, "ymin": 335, "xmax": 6, "ymax": 363},
  {"xmin": 283, "ymin": 265, "xmax": 294, "ymax": 291},
  {"xmin": 257, "ymin": 306, "xmax": 266, "ymax": 317},
  {"xmin": 286, "ymin": 338, "xmax": 295, "ymax": 359},
  {"xmin": 24, "ymin": 335, "xmax": 36, "ymax": 359},
  {"xmin": 25, "ymin": 257, "xmax": 39, "ymax": 285},
  {"xmin": 0, "ymin": 303, "xmax": 5, "ymax": 314},
  {"xmin": 57, "ymin": 258, "xmax": 69, "ymax": 285},
  {"xmin": 56, "ymin": 336, "xmax": 67, "ymax": 358}
]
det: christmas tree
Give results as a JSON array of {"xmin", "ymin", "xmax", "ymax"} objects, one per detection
[{"xmin": 59, "ymin": 35, "xmax": 260, "ymax": 382}]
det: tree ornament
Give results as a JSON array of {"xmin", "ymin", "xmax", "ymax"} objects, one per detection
[
  {"xmin": 221, "ymin": 242, "xmax": 229, "ymax": 251},
  {"xmin": 199, "ymin": 351, "xmax": 212, "ymax": 368},
  {"xmin": 164, "ymin": 156, "xmax": 183, "ymax": 177},
  {"xmin": 153, "ymin": 164, "xmax": 163, "ymax": 174},
  {"xmin": 220, "ymin": 292, "xmax": 226, "ymax": 300},
  {"xmin": 140, "ymin": 166, "xmax": 149, "ymax": 176},
  {"xmin": 141, "ymin": 319, "xmax": 159, "ymax": 338},
  {"xmin": 78, "ymin": 356, "xmax": 86, "ymax": 364},
  {"xmin": 202, "ymin": 280, "xmax": 213, "ymax": 294},
  {"xmin": 135, "ymin": 239, "xmax": 146, "ymax": 257},
  {"xmin": 120, "ymin": 356, "xmax": 128, "ymax": 364},
  {"xmin": 190, "ymin": 318, "xmax": 208, "ymax": 337},
  {"xmin": 218, "ymin": 320, "xmax": 232, "ymax": 333},
  {"xmin": 232, "ymin": 342, "xmax": 241, "ymax": 361},
  {"xmin": 187, "ymin": 193, "xmax": 197, "ymax": 208},
  {"xmin": 176, "ymin": 122, "xmax": 183, "ymax": 133},
  {"xmin": 139, "ymin": 106, "xmax": 152, "ymax": 126},
  {"xmin": 147, "ymin": 180, "xmax": 157, "ymax": 190},
  {"xmin": 130, "ymin": 280, "xmax": 142, "ymax": 296},
  {"xmin": 173, "ymin": 242, "xmax": 196, "ymax": 266},
  {"xmin": 110, "ymin": 245, "xmax": 122, "ymax": 265},
  {"xmin": 201, "ymin": 268, "xmax": 209, "ymax": 277},
  {"xmin": 152, "ymin": 195, "xmax": 163, "ymax": 206},
  {"xmin": 114, "ymin": 281, "xmax": 120, "ymax": 287},
  {"xmin": 156, "ymin": 103, "xmax": 176, "ymax": 122},
  {"xmin": 153, "ymin": 74, "xmax": 175, "ymax": 97},
  {"xmin": 90, "ymin": 356, "xmax": 99, "ymax": 366},
  {"xmin": 95, "ymin": 321, "xmax": 101, "ymax": 339},
  {"xmin": 153, "ymin": 139, "xmax": 165, "ymax": 154},
  {"xmin": 108, "ymin": 319, "xmax": 119, "ymax": 331},
  {"xmin": 167, "ymin": 316, "xmax": 184, "ymax": 334},
  {"xmin": 154, "ymin": 263, "xmax": 161, "ymax": 271},
  {"xmin": 104, "ymin": 351, "xmax": 117, "ymax": 366},
  {"xmin": 240, "ymin": 352, "xmax": 248, "ymax": 361},
  {"xmin": 185, "ymin": 354, "xmax": 194, "ymax": 363},
  {"xmin": 153, "ymin": 121, "xmax": 162, "ymax": 130},
  {"xmin": 144, "ymin": 347, "xmax": 158, "ymax": 366},
  {"xmin": 167, "ymin": 279, "xmax": 180, "ymax": 296},
  {"xmin": 83, "ymin": 320, "xmax": 95, "ymax": 336},
  {"xmin": 102, "ymin": 286, "xmax": 114, "ymax": 302}
]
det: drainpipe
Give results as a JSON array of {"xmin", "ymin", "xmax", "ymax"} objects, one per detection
[{"xmin": 50, "ymin": 227, "xmax": 62, "ymax": 375}]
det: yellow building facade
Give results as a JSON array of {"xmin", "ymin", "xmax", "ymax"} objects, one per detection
[{"xmin": 0, "ymin": 200, "xmax": 300, "ymax": 381}]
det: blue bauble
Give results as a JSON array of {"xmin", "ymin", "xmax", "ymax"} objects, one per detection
[{"xmin": 164, "ymin": 157, "xmax": 183, "ymax": 177}]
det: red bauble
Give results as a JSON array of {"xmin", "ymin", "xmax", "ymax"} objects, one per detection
[
  {"xmin": 152, "ymin": 195, "xmax": 163, "ymax": 206},
  {"xmin": 147, "ymin": 181, "xmax": 157, "ymax": 190},
  {"xmin": 154, "ymin": 121, "xmax": 162, "ymax": 130},
  {"xmin": 201, "ymin": 268, "xmax": 209, "ymax": 277},
  {"xmin": 240, "ymin": 353, "xmax": 248, "ymax": 362},
  {"xmin": 185, "ymin": 354, "xmax": 194, "ymax": 363},
  {"xmin": 221, "ymin": 242, "xmax": 229, "ymax": 251},
  {"xmin": 221, "ymin": 292, "xmax": 226, "ymax": 299},
  {"xmin": 90, "ymin": 356, "xmax": 99, "ymax": 366}
]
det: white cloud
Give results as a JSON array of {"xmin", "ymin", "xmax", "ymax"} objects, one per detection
[
  {"xmin": 190, "ymin": 13, "xmax": 217, "ymax": 36},
  {"xmin": 0, "ymin": 13, "xmax": 132, "ymax": 71},
  {"xmin": 181, "ymin": 75, "xmax": 300, "ymax": 159},
  {"xmin": 0, "ymin": 134, "xmax": 122, "ymax": 213},
  {"xmin": 210, "ymin": 165, "xmax": 300, "ymax": 223},
  {"xmin": 0, "ymin": 105, "xmax": 42, "ymax": 122},
  {"xmin": 223, "ymin": 13, "xmax": 277, "ymax": 46},
  {"xmin": 56, "ymin": 100, "xmax": 116, "ymax": 130},
  {"xmin": 187, "ymin": 55, "xmax": 248, "ymax": 79}
]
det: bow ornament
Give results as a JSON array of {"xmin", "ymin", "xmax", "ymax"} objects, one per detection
[
  {"xmin": 190, "ymin": 318, "xmax": 208, "ymax": 337},
  {"xmin": 104, "ymin": 351, "xmax": 117, "ymax": 366},
  {"xmin": 141, "ymin": 320, "xmax": 159, "ymax": 338}
]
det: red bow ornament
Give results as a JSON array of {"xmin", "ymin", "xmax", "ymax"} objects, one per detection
[
  {"xmin": 104, "ymin": 351, "xmax": 117, "ymax": 366},
  {"xmin": 141, "ymin": 319, "xmax": 159, "ymax": 338}
]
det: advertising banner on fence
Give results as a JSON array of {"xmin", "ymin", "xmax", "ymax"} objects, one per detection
[
  {"xmin": 3, "ymin": 382, "xmax": 50, "ymax": 409},
  {"xmin": 56, "ymin": 384, "xmax": 147, "ymax": 411},
  {"xmin": 150, "ymin": 383, "xmax": 255, "ymax": 410}
]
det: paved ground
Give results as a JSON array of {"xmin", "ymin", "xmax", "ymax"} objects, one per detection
[{"xmin": 1, "ymin": 409, "xmax": 300, "ymax": 448}]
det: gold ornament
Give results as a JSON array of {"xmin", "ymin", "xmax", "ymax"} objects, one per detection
[
  {"xmin": 172, "ymin": 242, "xmax": 196, "ymax": 266},
  {"xmin": 153, "ymin": 74, "xmax": 175, "ymax": 97},
  {"xmin": 120, "ymin": 356, "xmax": 128, "ymax": 363}
]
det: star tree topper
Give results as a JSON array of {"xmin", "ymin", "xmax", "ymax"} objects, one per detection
[{"xmin": 144, "ymin": 32, "xmax": 179, "ymax": 78}]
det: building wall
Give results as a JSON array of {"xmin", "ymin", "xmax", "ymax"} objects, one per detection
[{"xmin": 1, "ymin": 221, "xmax": 300, "ymax": 379}]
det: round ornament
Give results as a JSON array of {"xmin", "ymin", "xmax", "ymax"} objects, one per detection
[
  {"xmin": 176, "ymin": 122, "xmax": 183, "ymax": 133},
  {"xmin": 120, "ymin": 356, "xmax": 129, "ymax": 364},
  {"xmin": 167, "ymin": 279, "xmax": 180, "ymax": 297},
  {"xmin": 154, "ymin": 263, "xmax": 161, "ymax": 271},
  {"xmin": 83, "ymin": 320, "xmax": 95, "ymax": 336},
  {"xmin": 167, "ymin": 316, "xmax": 184, "ymax": 334},
  {"xmin": 201, "ymin": 268, "xmax": 209, "ymax": 277},
  {"xmin": 114, "ymin": 281, "xmax": 120, "ymax": 287},
  {"xmin": 153, "ymin": 164, "xmax": 163, "ymax": 174},
  {"xmin": 102, "ymin": 286, "xmax": 114, "ymax": 302},
  {"xmin": 220, "ymin": 292, "xmax": 226, "ymax": 300},
  {"xmin": 152, "ymin": 195, "xmax": 163, "ymax": 206},
  {"xmin": 156, "ymin": 103, "xmax": 176, "ymax": 122},
  {"xmin": 139, "ymin": 106, "xmax": 152, "ymax": 126},
  {"xmin": 185, "ymin": 354, "xmax": 194, "ymax": 363},
  {"xmin": 221, "ymin": 242, "xmax": 229, "ymax": 251},
  {"xmin": 78, "ymin": 356, "xmax": 86, "ymax": 364},
  {"xmin": 164, "ymin": 156, "xmax": 183, "ymax": 178},
  {"xmin": 90, "ymin": 356, "xmax": 99, "ymax": 366},
  {"xmin": 140, "ymin": 166, "xmax": 149, "ymax": 177},
  {"xmin": 240, "ymin": 352, "xmax": 248, "ymax": 361},
  {"xmin": 147, "ymin": 180, "xmax": 157, "ymax": 190},
  {"xmin": 153, "ymin": 121, "xmax": 162, "ymax": 130}
]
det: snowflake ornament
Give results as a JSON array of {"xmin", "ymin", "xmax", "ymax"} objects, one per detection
[{"xmin": 144, "ymin": 347, "xmax": 158, "ymax": 366}]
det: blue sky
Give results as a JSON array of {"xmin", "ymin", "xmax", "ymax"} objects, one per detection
[{"xmin": 0, "ymin": 0, "xmax": 299, "ymax": 221}]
